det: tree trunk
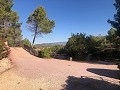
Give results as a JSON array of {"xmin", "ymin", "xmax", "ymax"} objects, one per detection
[
  {"xmin": 32, "ymin": 33, "xmax": 36, "ymax": 48},
  {"xmin": 32, "ymin": 25, "xmax": 38, "ymax": 48}
]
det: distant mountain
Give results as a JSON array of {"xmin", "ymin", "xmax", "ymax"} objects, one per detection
[{"xmin": 35, "ymin": 42, "xmax": 67, "ymax": 47}]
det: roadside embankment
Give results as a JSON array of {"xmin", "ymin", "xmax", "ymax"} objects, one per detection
[{"xmin": 0, "ymin": 57, "xmax": 12, "ymax": 74}]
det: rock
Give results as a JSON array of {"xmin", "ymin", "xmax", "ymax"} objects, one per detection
[{"xmin": 0, "ymin": 58, "xmax": 11, "ymax": 73}]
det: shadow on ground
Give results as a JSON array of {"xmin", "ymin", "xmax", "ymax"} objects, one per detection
[
  {"xmin": 61, "ymin": 76, "xmax": 120, "ymax": 90},
  {"xmin": 87, "ymin": 68, "xmax": 120, "ymax": 79}
]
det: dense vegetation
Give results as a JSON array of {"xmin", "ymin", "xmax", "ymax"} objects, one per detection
[
  {"xmin": 65, "ymin": 29, "xmax": 120, "ymax": 61},
  {"xmin": 22, "ymin": 38, "xmax": 31, "ymax": 47},
  {"xmin": 38, "ymin": 47, "xmax": 52, "ymax": 58},
  {"xmin": 38, "ymin": 28, "xmax": 120, "ymax": 61},
  {"xmin": 0, "ymin": 0, "xmax": 22, "ymax": 59},
  {"xmin": 0, "ymin": 0, "xmax": 22, "ymax": 47},
  {"xmin": 38, "ymin": 45, "xmax": 65, "ymax": 58},
  {"xmin": 108, "ymin": 0, "xmax": 120, "ymax": 37}
]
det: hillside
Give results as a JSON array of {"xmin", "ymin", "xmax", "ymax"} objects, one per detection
[{"xmin": 35, "ymin": 42, "xmax": 67, "ymax": 47}]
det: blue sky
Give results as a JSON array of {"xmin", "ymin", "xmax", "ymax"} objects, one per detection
[{"xmin": 12, "ymin": 0, "xmax": 115, "ymax": 44}]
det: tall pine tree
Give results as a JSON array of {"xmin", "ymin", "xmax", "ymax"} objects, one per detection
[{"xmin": 27, "ymin": 6, "xmax": 55, "ymax": 48}]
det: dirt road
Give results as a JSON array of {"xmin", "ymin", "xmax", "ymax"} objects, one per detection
[{"xmin": 0, "ymin": 47, "xmax": 119, "ymax": 90}]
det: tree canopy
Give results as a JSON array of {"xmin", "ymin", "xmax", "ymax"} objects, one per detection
[
  {"xmin": 108, "ymin": 0, "xmax": 120, "ymax": 37},
  {"xmin": 108, "ymin": 0, "xmax": 120, "ymax": 50},
  {"xmin": 0, "ymin": 0, "xmax": 22, "ymax": 46},
  {"xmin": 65, "ymin": 32, "xmax": 120, "ymax": 61}
]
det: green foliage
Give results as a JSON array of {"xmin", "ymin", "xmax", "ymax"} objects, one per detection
[
  {"xmin": 38, "ymin": 48, "xmax": 52, "ymax": 58},
  {"xmin": 65, "ymin": 32, "xmax": 120, "ymax": 61},
  {"xmin": 107, "ymin": 0, "xmax": 120, "ymax": 60},
  {"xmin": 8, "ymin": 23, "xmax": 22, "ymax": 46},
  {"xmin": 26, "ymin": 6, "xmax": 55, "ymax": 47},
  {"xmin": 106, "ymin": 28, "xmax": 117, "ymax": 48},
  {"xmin": 0, "ymin": 0, "xmax": 22, "ymax": 46},
  {"xmin": 108, "ymin": 0, "xmax": 120, "ymax": 36},
  {"xmin": 23, "ymin": 38, "xmax": 31, "ymax": 47},
  {"xmin": 65, "ymin": 33, "xmax": 91, "ymax": 59},
  {"xmin": 38, "ymin": 45, "xmax": 66, "ymax": 58},
  {"xmin": 51, "ymin": 45, "xmax": 65, "ymax": 54},
  {"xmin": 0, "ymin": 0, "xmax": 14, "ymax": 23}
]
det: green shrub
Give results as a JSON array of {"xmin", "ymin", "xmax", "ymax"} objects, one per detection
[
  {"xmin": 38, "ymin": 48, "xmax": 52, "ymax": 58},
  {"xmin": 22, "ymin": 38, "xmax": 31, "ymax": 47},
  {"xmin": 38, "ymin": 45, "xmax": 66, "ymax": 59},
  {"xmin": 51, "ymin": 45, "xmax": 66, "ymax": 54}
]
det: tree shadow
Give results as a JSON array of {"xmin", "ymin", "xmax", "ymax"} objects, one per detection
[
  {"xmin": 61, "ymin": 76, "xmax": 120, "ymax": 90},
  {"xmin": 87, "ymin": 68, "xmax": 120, "ymax": 79}
]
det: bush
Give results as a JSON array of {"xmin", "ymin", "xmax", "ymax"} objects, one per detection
[
  {"xmin": 22, "ymin": 38, "xmax": 31, "ymax": 47},
  {"xmin": 38, "ymin": 45, "xmax": 66, "ymax": 59},
  {"xmin": 51, "ymin": 45, "xmax": 66, "ymax": 54},
  {"xmin": 38, "ymin": 48, "xmax": 52, "ymax": 58}
]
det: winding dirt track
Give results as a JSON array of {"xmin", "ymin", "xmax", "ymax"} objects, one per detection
[{"xmin": 0, "ymin": 47, "xmax": 119, "ymax": 90}]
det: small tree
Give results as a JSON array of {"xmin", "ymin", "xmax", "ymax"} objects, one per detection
[
  {"xmin": 23, "ymin": 38, "xmax": 31, "ymax": 47},
  {"xmin": 27, "ymin": 6, "xmax": 55, "ymax": 48},
  {"xmin": 65, "ymin": 33, "xmax": 87, "ymax": 59}
]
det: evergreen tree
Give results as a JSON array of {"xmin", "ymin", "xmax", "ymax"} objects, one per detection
[
  {"xmin": 108, "ymin": 0, "xmax": 120, "ymax": 37},
  {"xmin": 108, "ymin": 0, "xmax": 120, "ymax": 50},
  {"xmin": 0, "ymin": 0, "xmax": 22, "ymax": 46},
  {"xmin": 27, "ymin": 6, "xmax": 55, "ymax": 48}
]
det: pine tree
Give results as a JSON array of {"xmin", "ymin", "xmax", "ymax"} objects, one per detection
[
  {"xmin": 108, "ymin": 0, "xmax": 120, "ymax": 37},
  {"xmin": 0, "ymin": 0, "xmax": 22, "ymax": 46},
  {"xmin": 27, "ymin": 6, "xmax": 55, "ymax": 48}
]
